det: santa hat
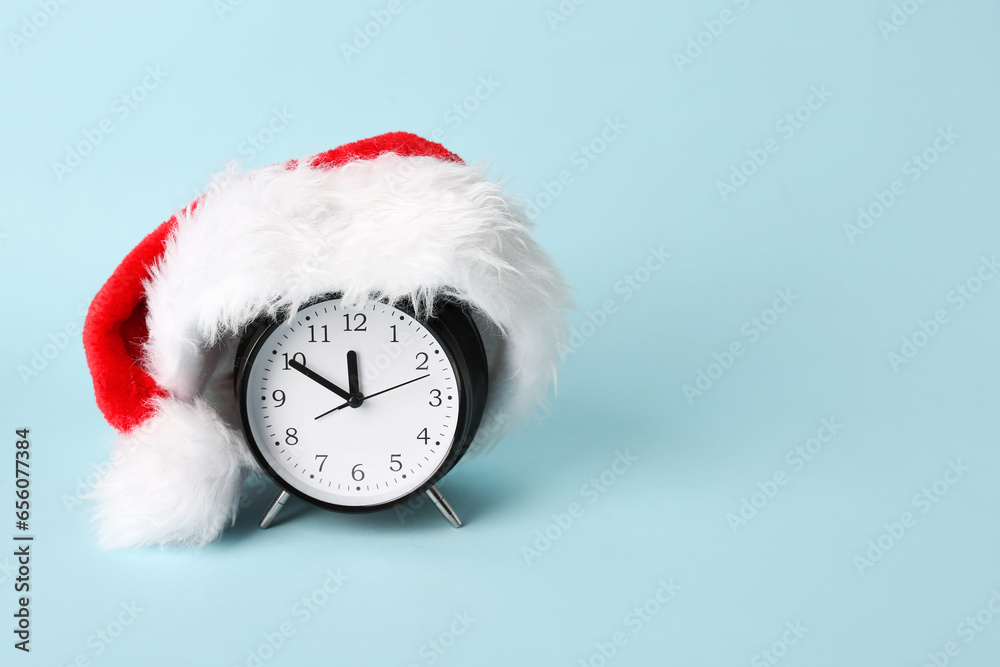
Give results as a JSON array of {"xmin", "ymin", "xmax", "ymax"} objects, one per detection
[{"xmin": 83, "ymin": 132, "xmax": 570, "ymax": 549}]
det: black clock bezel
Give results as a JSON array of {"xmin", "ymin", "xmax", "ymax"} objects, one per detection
[{"xmin": 234, "ymin": 294, "xmax": 488, "ymax": 515}]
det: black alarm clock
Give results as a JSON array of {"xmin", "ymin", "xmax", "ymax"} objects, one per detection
[{"xmin": 234, "ymin": 295, "xmax": 488, "ymax": 529}]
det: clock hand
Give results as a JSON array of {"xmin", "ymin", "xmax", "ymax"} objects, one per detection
[
  {"xmin": 347, "ymin": 350, "xmax": 361, "ymax": 397},
  {"xmin": 314, "ymin": 400, "xmax": 351, "ymax": 420},
  {"xmin": 344, "ymin": 350, "xmax": 364, "ymax": 409},
  {"xmin": 362, "ymin": 374, "xmax": 430, "ymax": 401},
  {"xmin": 313, "ymin": 373, "xmax": 430, "ymax": 420},
  {"xmin": 288, "ymin": 359, "xmax": 351, "ymax": 402}
]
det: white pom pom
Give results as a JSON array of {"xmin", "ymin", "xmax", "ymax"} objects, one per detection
[{"xmin": 88, "ymin": 397, "xmax": 254, "ymax": 549}]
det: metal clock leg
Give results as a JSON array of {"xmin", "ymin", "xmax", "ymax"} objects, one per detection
[
  {"xmin": 259, "ymin": 490, "xmax": 290, "ymax": 529},
  {"xmin": 426, "ymin": 485, "xmax": 462, "ymax": 528}
]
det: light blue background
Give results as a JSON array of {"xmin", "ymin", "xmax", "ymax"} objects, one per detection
[{"xmin": 2, "ymin": 1, "xmax": 999, "ymax": 665}]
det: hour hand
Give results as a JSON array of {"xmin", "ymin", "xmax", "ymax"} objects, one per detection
[
  {"xmin": 287, "ymin": 359, "xmax": 351, "ymax": 401},
  {"xmin": 347, "ymin": 350, "xmax": 361, "ymax": 397}
]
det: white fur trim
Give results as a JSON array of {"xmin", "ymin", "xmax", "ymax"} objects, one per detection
[
  {"xmin": 144, "ymin": 153, "xmax": 570, "ymax": 444},
  {"xmin": 89, "ymin": 397, "xmax": 254, "ymax": 548},
  {"xmin": 98, "ymin": 152, "xmax": 571, "ymax": 547}
]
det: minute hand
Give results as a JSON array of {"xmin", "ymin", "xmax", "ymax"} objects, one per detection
[
  {"xmin": 313, "ymin": 374, "xmax": 431, "ymax": 421},
  {"xmin": 288, "ymin": 359, "xmax": 351, "ymax": 401},
  {"xmin": 362, "ymin": 374, "xmax": 430, "ymax": 401}
]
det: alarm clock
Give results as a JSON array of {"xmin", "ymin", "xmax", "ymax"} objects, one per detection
[{"xmin": 234, "ymin": 294, "xmax": 489, "ymax": 529}]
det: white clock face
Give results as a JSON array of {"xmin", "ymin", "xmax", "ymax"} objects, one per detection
[{"xmin": 242, "ymin": 297, "xmax": 461, "ymax": 508}]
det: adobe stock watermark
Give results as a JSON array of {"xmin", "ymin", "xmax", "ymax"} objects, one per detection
[
  {"xmin": 525, "ymin": 117, "xmax": 627, "ymax": 220},
  {"xmin": 673, "ymin": 0, "xmax": 753, "ymax": 73},
  {"xmin": 194, "ymin": 109, "xmax": 295, "ymax": 202},
  {"xmin": 716, "ymin": 85, "xmax": 833, "ymax": 202},
  {"xmin": 236, "ymin": 475, "xmax": 270, "ymax": 510},
  {"xmin": 878, "ymin": 0, "xmax": 932, "ymax": 41},
  {"xmin": 63, "ymin": 457, "xmax": 117, "ymax": 513},
  {"xmin": 545, "ymin": 0, "xmax": 588, "ymax": 31},
  {"xmin": 521, "ymin": 450, "xmax": 638, "ymax": 566},
  {"xmin": 0, "ymin": 557, "xmax": 16, "ymax": 586},
  {"xmin": 234, "ymin": 567, "xmax": 349, "ymax": 667},
  {"xmin": 214, "ymin": 0, "xmax": 249, "ymax": 20},
  {"xmin": 577, "ymin": 578, "xmax": 681, "ymax": 667},
  {"xmin": 7, "ymin": 0, "xmax": 72, "ymax": 54},
  {"xmin": 405, "ymin": 611, "xmax": 476, "ymax": 667},
  {"xmin": 339, "ymin": 0, "xmax": 413, "ymax": 63},
  {"xmin": 917, "ymin": 587, "xmax": 1000, "ymax": 667},
  {"xmin": 17, "ymin": 301, "xmax": 88, "ymax": 386},
  {"xmin": 726, "ymin": 418, "xmax": 843, "ymax": 533},
  {"xmin": 887, "ymin": 255, "xmax": 997, "ymax": 372},
  {"xmin": 843, "ymin": 126, "xmax": 958, "ymax": 243},
  {"xmin": 750, "ymin": 621, "xmax": 809, "ymax": 667},
  {"xmin": 559, "ymin": 245, "xmax": 670, "ymax": 361},
  {"xmin": 853, "ymin": 459, "xmax": 969, "ymax": 575},
  {"xmin": 683, "ymin": 288, "xmax": 798, "ymax": 404},
  {"xmin": 277, "ymin": 236, "xmax": 328, "ymax": 293},
  {"xmin": 68, "ymin": 450, "xmax": 271, "ymax": 516},
  {"xmin": 394, "ymin": 411, "xmax": 510, "ymax": 523},
  {"xmin": 463, "ymin": 408, "xmax": 510, "ymax": 458},
  {"xmin": 60, "ymin": 601, "xmax": 144, "ymax": 666},
  {"xmin": 426, "ymin": 76, "xmax": 501, "ymax": 145},
  {"xmin": 235, "ymin": 108, "xmax": 294, "ymax": 163},
  {"xmin": 51, "ymin": 66, "xmax": 169, "ymax": 182}
]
